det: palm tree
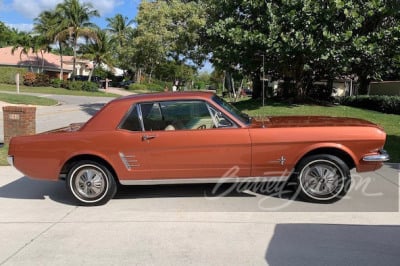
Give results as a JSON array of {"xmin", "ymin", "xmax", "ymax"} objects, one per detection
[
  {"xmin": 80, "ymin": 29, "xmax": 115, "ymax": 82},
  {"xmin": 106, "ymin": 14, "xmax": 134, "ymax": 48},
  {"xmin": 56, "ymin": 0, "xmax": 99, "ymax": 79},
  {"xmin": 11, "ymin": 31, "xmax": 34, "ymax": 71},
  {"xmin": 34, "ymin": 10, "xmax": 69, "ymax": 79}
]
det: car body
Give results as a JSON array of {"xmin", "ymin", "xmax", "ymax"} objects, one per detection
[{"xmin": 7, "ymin": 92, "xmax": 389, "ymax": 205}]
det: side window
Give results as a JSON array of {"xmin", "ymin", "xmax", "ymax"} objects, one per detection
[
  {"xmin": 119, "ymin": 105, "xmax": 142, "ymax": 131},
  {"xmin": 140, "ymin": 103, "xmax": 164, "ymax": 131},
  {"xmin": 161, "ymin": 101, "xmax": 215, "ymax": 130}
]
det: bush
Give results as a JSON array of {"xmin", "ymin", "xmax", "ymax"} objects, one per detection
[
  {"xmin": 51, "ymin": 78, "xmax": 63, "ymax": 88},
  {"xmin": 0, "ymin": 67, "xmax": 28, "ymax": 84},
  {"xmin": 127, "ymin": 82, "xmax": 163, "ymax": 92},
  {"xmin": 35, "ymin": 73, "xmax": 50, "ymax": 86},
  {"xmin": 82, "ymin": 82, "xmax": 99, "ymax": 92},
  {"xmin": 64, "ymin": 81, "xmax": 99, "ymax": 92},
  {"xmin": 23, "ymin": 72, "xmax": 36, "ymax": 86},
  {"xmin": 340, "ymin": 95, "xmax": 400, "ymax": 115}
]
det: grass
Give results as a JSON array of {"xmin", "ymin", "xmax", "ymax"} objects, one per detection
[
  {"xmin": 0, "ymin": 145, "xmax": 7, "ymax": 166},
  {"xmin": 234, "ymin": 98, "xmax": 400, "ymax": 162},
  {"xmin": 0, "ymin": 93, "xmax": 58, "ymax": 106},
  {"xmin": 0, "ymin": 83, "xmax": 119, "ymax": 97}
]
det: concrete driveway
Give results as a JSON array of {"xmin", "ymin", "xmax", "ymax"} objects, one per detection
[{"xmin": 0, "ymin": 164, "xmax": 399, "ymax": 265}]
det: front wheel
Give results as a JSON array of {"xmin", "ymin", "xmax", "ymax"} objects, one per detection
[
  {"xmin": 66, "ymin": 160, "xmax": 117, "ymax": 206},
  {"xmin": 293, "ymin": 154, "xmax": 351, "ymax": 203}
]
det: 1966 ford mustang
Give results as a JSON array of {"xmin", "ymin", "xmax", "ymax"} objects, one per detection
[{"xmin": 7, "ymin": 92, "xmax": 389, "ymax": 205}]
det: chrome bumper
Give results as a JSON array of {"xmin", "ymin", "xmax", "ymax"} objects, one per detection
[
  {"xmin": 7, "ymin": 156, "xmax": 14, "ymax": 167},
  {"xmin": 363, "ymin": 150, "xmax": 390, "ymax": 162}
]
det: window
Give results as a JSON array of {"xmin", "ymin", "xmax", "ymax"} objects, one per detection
[{"xmin": 119, "ymin": 105, "xmax": 142, "ymax": 131}]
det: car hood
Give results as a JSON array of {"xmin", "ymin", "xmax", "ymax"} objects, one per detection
[{"xmin": 251, "ymin": 116, "xmax": 381, "ymax": 129}]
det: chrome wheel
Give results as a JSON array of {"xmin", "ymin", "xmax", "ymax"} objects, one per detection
[
  {"xmin": 74, "ymin": 167, "xmax": 106, "ymax": 199},
  {"xmin": 295, "ymin": 155, "xmax": 351, "ymax": 203},
  {"xmin": 67, "ymin": 161, "xmax": 117, "ymax": 206}
]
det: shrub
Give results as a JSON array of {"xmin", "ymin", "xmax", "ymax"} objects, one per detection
[
  {"xmin": 23, "ymin": 72, "xmax": 36, "ymax": 86},
  {"xmin": 35, "ymin": 73, "xmax": 50, "ymax": 86},
  {"xmin": 82, "ymin": 82, "xmax": 99, "ymax": 92},
  {"xmin": 51, "ymin": 78, "xmax": 63, "ymax": 88},
  {"xmin": 0, "ymin": 67, "xmax": 28, "ymax": 84},
  {"xmin": 340, "ymin": 95, "xmax": 400, "ymax": 115},
  {"xmin": 64, "ymin": 81, "xmax": 99, "ymax": 92},
  {"xmin": 128, "ymin": 82, "xmax": 163, "ymax": 92}
]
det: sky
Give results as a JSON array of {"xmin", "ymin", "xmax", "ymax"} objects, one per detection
[{"xmin": 0, "ymin": 0, "xmax": 140, "ymax": 32}]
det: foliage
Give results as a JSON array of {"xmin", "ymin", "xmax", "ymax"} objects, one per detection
[
  {"xmin": 127, "ymin": 82, "xmax": 163, "ymax": 92},
  {"xmin": 50, "ymin": 78, "xmax": 63, "ymax": 88},
  {"xmin": 204, "ymin": 0, "xmax": 400, "ymax": 98},
  {"xmin": 22, "ymin": 72, "xmax": 37, "ymax": 86},
  {"xmin": 22, "ymin": 72, "xmax": 50, "ymax": 87},
  {"xmin": 0, "ymin": 67, "xmax": 28, "ymax": 84},
  {"xmin": 340, "ymin": 95, "xmax": 400, "ymax": 115},
  {"xmin": 63, "ymin": 81, "xmax": 98, "ymax": 91}
]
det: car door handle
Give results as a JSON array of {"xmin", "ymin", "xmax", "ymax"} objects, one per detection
[{"xmin": 142, "ymin": 134, "xmax": 157, "ymax": 141}]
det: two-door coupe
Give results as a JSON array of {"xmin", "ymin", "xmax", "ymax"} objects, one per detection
[{"xmin": 8, "ymin": 92, "xmax": 389, "ymax": 205}]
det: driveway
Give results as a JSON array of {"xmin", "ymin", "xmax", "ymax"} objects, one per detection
[{"xmin": 0, "ymin": 164, "xmax": 399, "ymax": 265}]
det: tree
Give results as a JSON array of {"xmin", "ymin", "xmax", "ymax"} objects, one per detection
[
  {"xmin": 55, "ymin": 0, "xmax": 99, "ymax": 79},
  {"xmin": 34, "ymin": 10, "xmax": 69, "ymax": 79},
  {"xmin": 132, "ymin": 0, "xmax": 207, "ymax": 82},
  {"xmin": 80, "ymin": 29, "xmax": 115, "ymax": 82},
  {"xmin": 106, "ymin": 14, "xmax": 134, "ymax": 48},
  {"xmin": 204, "ymin": 0, "xmax": 400, "ymax": 98}
]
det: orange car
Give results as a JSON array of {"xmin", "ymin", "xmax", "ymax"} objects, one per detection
[{"xmin": 7, "ymin": 92, "xmax": 389, "ymax": 205}]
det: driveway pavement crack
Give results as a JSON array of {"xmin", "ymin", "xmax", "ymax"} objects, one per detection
[{"xmin": 0, "ymin": 206, "xmax": 78, "ymax": 265}]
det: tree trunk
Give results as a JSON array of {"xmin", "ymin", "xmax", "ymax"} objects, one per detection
[
  {"xmin": 252, "ymin": 72, "xmax": 262, "ymax": 99},
  {"xmin": 358, "ymin": 76, "xmax": 370, "ymax": 95}
]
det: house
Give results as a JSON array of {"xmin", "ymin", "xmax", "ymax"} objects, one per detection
[{"xmin": 0, "ymin": 46, "xmax": 92, "ymax": 80}]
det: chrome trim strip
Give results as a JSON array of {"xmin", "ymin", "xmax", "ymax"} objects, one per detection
[
  {"xmin": 7, "ymin": 156, "xmax": 14, "ymax": 167},
  {"xmin": 119, "ymin": 176, "xmax": 290, "ymax": 185},
  {"xmin": 363, "ymin": 150, "xmax": 390, "ymax": 162}
]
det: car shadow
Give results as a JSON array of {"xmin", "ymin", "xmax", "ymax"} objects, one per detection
[
  {"xmin": 265, "ymin": 224, "xmax": 400, "ymax": 265},
  {"xmin": 0, "ymin": 176, "xmax": 75, "ymax": 205},
  {"xmin": 0, "ymin": 177, "xmax": 299, "ymax": 206},
  {"xmin": 79, "ymin": 103, "xmax": 105, "ymax": 116}
]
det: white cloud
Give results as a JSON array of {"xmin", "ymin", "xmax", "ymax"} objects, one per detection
[
  {"xmin": 10, "ymin": 0, "xmax": 121, "ymax": 19},
  {"xmin": 6, "ymin": 23, "xmax": 33, "ymax": 32}
]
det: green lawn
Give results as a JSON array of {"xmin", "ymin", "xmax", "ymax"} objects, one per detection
[
  {"xmin": 0, "ymin": 83, "xmax": 119, "ymax": 97},
  {"xmin": 0, "ymin": 93, "xmax": 58, "ymax": 106},
  {"xmin": 235, "ymin": 98, "xmax": 399, "ymax": 162}
]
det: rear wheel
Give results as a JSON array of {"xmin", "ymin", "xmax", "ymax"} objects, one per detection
[
  {"xmin": 294, "ymin": 154, "xmax": 351, "ymax": 203},
  {"xmin": 66, "ymin": 160, "xmax": 117, "ymax": 206}
]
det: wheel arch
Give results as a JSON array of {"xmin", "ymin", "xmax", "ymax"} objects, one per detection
[
  {"xmin": 295, "ymin": 147, "xmax": 356, "ymax": 171},
  {"xmin": 60, "ymin": 154, "xmax": 119, "ymax": 184}
]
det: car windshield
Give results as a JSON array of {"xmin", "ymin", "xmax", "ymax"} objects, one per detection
[{"xmin": 212, "ymin": 95, "xmax": 251, "ymax": 125}]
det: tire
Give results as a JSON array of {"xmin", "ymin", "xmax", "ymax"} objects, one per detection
[
  {"xmin": 66, "ymin": 160, "xmax": 117, "ymax": 206},
  {"xmin": 293, "ymin": 154, "xmax": 351, "ymax": 203}
]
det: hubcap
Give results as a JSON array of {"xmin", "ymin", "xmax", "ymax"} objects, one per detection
[
  {"xmin": 300, "ymin": 160, "xmax": 344, "ymax": 200},
  {"xmin": 74, "ymin": 167, "xmax": 106, "ymax": 199}
]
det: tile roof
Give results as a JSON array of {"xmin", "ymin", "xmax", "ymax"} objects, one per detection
[{"xmin": 0, "ymin": 46, "xmax": 74, "ymax": 71}]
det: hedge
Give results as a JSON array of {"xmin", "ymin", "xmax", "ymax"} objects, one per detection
[
  {"xmin": 340, "ymin": 95, "xmax": 400, "ymax": 115},
  {"xmin": 0, "ymin": 67, "xmax": 28, "ymax": 84}
]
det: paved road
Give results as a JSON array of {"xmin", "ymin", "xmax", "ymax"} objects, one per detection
[{"xmin": 0, "ymin": 90, "xmax": 125, "ymax": 142}]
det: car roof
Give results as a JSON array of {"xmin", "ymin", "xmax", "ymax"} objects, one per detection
[{"xmin": 111, "ymin": 91, "xmax": 216, "ymax": 104}]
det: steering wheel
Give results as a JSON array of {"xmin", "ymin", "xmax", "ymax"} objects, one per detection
[{"xmin": 197, "ymin": 124, "xmax": 207, "ymax": 130}]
